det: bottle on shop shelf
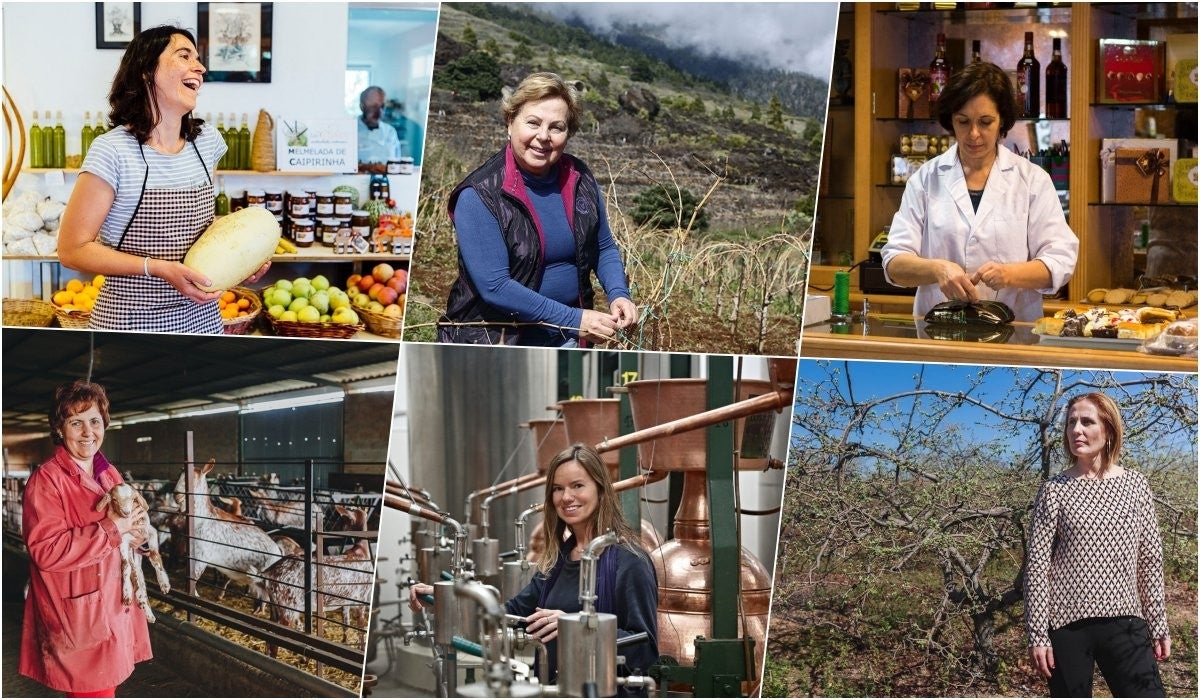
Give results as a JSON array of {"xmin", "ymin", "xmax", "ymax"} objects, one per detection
[
  {"xmin": 1045, "ymin": 37, "xmax": 1067, "ymax": 119},
  {"xmin": 81, "ymin": 110, "xmax": 95, "ymax": 159},
  {"xmin": 929, "ymin": 33, "xmax": 950, "ymax": 105},
  {"xmin": 238, "ymin": 113, "xmax": 251, "ymax": 171},
  {"xmin": 29, "ymin": 111, "xmax": 43, "ymax": 168},
  {"xmin": 53, "ymin": 111, "xmax": 66, "ymax": 168},
  {"xmin": 93, "ymin": 110, "xmax": 107, "ymax": 138},
  {"xmin": 215, "ymin": 176, "xmax": 230, "ymax": 216},
  {"xmin": 1017, "ymin": 31, "xmax": 1041, "ymax": 119},
  {"xmin": 42, "ymin": 111, "xmax": 54, "ymax": 168},
  {"xmin": 369, "ymin": 173, "xmax": 391, "ymax": 201},
  {"xmin": 216, "ymin": 113, "xmax": 227, "ymax": 169},
  {"xmin": 972, "ymin": 40, "xmax": 982, "ymax": 64}
]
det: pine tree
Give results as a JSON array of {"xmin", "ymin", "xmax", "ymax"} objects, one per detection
[
  {"xmin": 767, "ymin": 93, "xmax": 785, "ymax": 129},
  {"xmin": 461, "ymin": 25, "xmax": 478, "ymax": 48},
  {"xmin": 513, "ymin": 40, "xmax": 533, "ymax": 63}
]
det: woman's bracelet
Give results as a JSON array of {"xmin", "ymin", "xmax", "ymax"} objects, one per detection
[{"xmin": 143, "ymin": 256, "xmax": 152, "ymax": 277}]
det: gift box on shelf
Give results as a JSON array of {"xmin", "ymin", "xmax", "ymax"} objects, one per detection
[
  {"xmin": 1096, "ymin": 39, "xmax": 1165, "ymax": 103},
  {"xmin": 898, "ymin": 68, "xmax": 931, "ymax": 120},
  {"xmin": 1166, "ymin": 34, "xmax": 1197, "ymax": 103},
  {"xmin": 1173, "ymin": 158, "xmax": 1198, "ymax": 204},
  {"xmin": 889, "ymin": 154, "xmax": 927, "ymax": 185},
  {"xmin": 1100, "ymin": 138, "xmax": 1177, "ymax": 203},
  {"xmin": 1175, "ymin": 58, "xmax": 1198, "ymax": 103},
  {"xmin": 1113, "ymin": 147, "xmax": 1172, "ymax": 204}
]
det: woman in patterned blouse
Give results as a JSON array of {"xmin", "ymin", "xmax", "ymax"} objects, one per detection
[{"xmin": 1024, "ymin": 392, "xmax": 1169, "ymax": 697}]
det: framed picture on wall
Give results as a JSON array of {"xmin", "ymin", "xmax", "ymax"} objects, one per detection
[
  {"xmin": 197, "ymin": 2, "xmax": 273, "ymax": 83},
  {"xmin": 95, "ymin": 2, "xmax": 141, "ymax": 49}
]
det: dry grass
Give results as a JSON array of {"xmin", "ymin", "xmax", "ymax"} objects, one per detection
[{"xmin": 403, "ymin": 143, "xmax": 810, "ymax": 354}]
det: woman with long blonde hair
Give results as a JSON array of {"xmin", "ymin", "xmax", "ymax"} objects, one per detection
[{"xmin": 412, "ymin": 443, "xmax": 658, "ymax": 695}]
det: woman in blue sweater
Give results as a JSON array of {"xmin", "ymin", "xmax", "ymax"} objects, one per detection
[
  {"xmin": 438, "ymin": 73, "xmax": 639, "ymax": 346},
  {"xmin": 411, "ymin": 444, "xmax": 659, "ymax": 695}
]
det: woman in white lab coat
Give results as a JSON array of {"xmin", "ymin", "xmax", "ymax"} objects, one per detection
[{"xmin": 881, "ymin": 62, "xmax": 1078, "ymax": 322}]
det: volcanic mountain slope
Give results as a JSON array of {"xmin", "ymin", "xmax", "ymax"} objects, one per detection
[{"xmin": 428, "ymin": 3, "xmax": 830, "ymax": 233}]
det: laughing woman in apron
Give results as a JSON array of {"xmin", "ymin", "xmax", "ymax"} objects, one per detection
[{"xmin": 58, "ymin": 25, "xmax": 268, "ymax": 333}]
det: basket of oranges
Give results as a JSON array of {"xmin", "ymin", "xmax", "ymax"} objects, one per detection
[
  {"xmin": 219, "ymin": 287, "xmax": 262, "ymax": 335},
  {"xmin": 50, "ymin": 276, "xmax": 104, "ymax": 329}
]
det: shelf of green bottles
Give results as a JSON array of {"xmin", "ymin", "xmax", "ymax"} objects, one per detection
[{"xmin": 22, "ymin": 169, "xmax": 338, "ymax": 177}]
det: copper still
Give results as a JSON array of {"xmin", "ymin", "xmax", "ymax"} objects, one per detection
[
  {"xmin": 650, "ymin": 472, "xmax": 771, "ymax": 677},
  {"xmin": 522, "ymin": 418, "xmax": 569, "ymax": 474},
  {"xmin": 627, "ymin": 378, "xmax": 780, "ymax": 686},
  {"xmin": 626, "ymin": 378, "xmax": 777, "ymax": 471},
  {"xmin": 558, "ymin": 398, "xmax": 622, "ymax": 470}
]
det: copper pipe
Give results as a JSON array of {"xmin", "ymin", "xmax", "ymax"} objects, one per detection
[
  {"xmin": 479, "ymin": 475, "xmax": 548, "ymax": 536},
  {"xmin": 469, "ymin": 389, "xmax": 787, "ymax": 515},
  {"xmin": 384, "ymin": 491, "xmax": 449, "ymax": 526},
  {"xmin": 596, "ymin": 387, "xmax": 792, "ymax": 454},
  {"xmin": 465, "ymin": 471, "xmax": 545, "ymax": 524},
  {"xmin": 610, "ymin": 470, "xmax": 668, "ymax": 493},
  {"xmin": 385, "ymin": 488, "xmax": 469, "ymax": 578}
]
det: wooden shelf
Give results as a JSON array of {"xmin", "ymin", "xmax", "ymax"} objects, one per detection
[
  {"xmin": 4, "ymin": 250, "xmax": 408, "ymax": 264},
  {"xmin": 1088, "ymin": 201, "xmax": 1197, "ymax": 208},
  {"xmin": 271, "ymin": 247, "xmax": 409, "ymax": 263},
  {"xmin": 829, "ymin": 2, "xmax": 1198, "ymax": 329},
  {"xmin": 23, "ymin": 168, "xmax": 342, "ymax": 177},
  {"xmin": 1089, "ymin": 102, "xmax": 1198, "ymax": 109}
]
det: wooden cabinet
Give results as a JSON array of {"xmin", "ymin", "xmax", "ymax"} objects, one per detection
[{"xmin": 813, "ymin": 2, "xmax": 1196, "ymax": 310}]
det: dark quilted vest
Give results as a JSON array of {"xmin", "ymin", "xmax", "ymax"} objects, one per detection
[{"xmin": 440, "ymin": 146, "xmax": 602, "ymax": 344}]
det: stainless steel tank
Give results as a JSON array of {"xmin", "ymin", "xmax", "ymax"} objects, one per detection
[
  {"xmin": 407, "ymin": 345, "xmax": 557, "ymax": 565},
  {"xmin": 556, "ymin": 612, "xmax": 618, "ymax": 698}
]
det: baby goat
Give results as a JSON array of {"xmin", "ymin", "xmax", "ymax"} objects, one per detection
[{"xmin": 95, "ymin": 482, "xmax": 171, "ymax": 623}]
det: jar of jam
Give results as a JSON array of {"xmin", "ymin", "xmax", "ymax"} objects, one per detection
[
  {"xmin": 305, "ymin": 189, "xmax": 318, "ymax": 218},
  {"xmin": 334, "ymin": 193, "xmax": 354, "ymax": 216},
  {"xmin": 292, "ymin": 218, "xmax": 315, "ymax": 248},
  {"xmin": 319, "ymin": 218, "xmax": 340, "ymax": 247},
  {"xmin": 288, "ymin": 191, "xmax": 310, "ymax": 218},
  {"xmin": 394, "ymin": 228, "xmax": 413, "ymax": 256},
  {"xmin": 264, "ymin": 189, "xmax": 284, "ymax": 214},
  {"xmin": 315, "ymin": 191, "xmax": 335, "ymax": 217},
  {"xmin": 398, "ymin": 157, "xmax": 414, "ymax": 175},
  {"xmin": 246, "ymin": 189, "xmax": 266, "ymax": 208},
  {"xmin": 387, "ymin": 159, "xmax": 402, "ymax": 175},
  {"xmin": 350, "ymin": 209, "xmax": 371, "ymax": 241}
]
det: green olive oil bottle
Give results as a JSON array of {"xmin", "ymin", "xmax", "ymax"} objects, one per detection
[
  {"xmin": 81, "ymin": 110, "xmax": 95, "ymax": 159},
  {"xmin": 238, "ymin": 113, "xmax": 251, "ymax": 170},
  {"xmin": 53, "ymin": 110, "xmax": 66, "ymax": 168},
  {"xmin": 29, "ymin": 111, "xmax": 43, "ymax": 168},
  {"xmin": 41, "ymin": 111, "xmax": 54, "ymax": 167}
]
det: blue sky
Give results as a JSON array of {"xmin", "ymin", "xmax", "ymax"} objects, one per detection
[{"xmin": 792, "ymin": 360, "xmax": 1197, "ymax": 473}]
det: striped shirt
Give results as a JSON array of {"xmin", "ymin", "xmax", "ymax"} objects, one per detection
[{"xmin": 82, "ymin": 124, "xmax": 226, "ymax": 247}]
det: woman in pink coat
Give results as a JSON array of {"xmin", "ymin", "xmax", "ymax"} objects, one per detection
[{"xmin": 19, "ymin": 380, "xmax": 152, "ymax": 697}]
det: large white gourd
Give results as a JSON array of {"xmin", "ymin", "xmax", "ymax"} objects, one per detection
[{"xmin": 184, "ymin": 207, "xmax": 280, "ymax": 292}]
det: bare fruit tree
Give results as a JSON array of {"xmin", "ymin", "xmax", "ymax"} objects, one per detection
[{"xmin": 767, "ymin": 362, "xmax": 1197, "ymax": 697}]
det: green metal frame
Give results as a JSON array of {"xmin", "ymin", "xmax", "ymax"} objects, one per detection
[
  {"xmin": 650, "ymin": 637, "xmax": 756, "ymax": 697},
  {"xmin": 618, "ymin": 352, "xmax": 639, "ymax": 525},
  {"xmin": 705, "ymin": 356, "xmax": 738, "ymax": 641}
]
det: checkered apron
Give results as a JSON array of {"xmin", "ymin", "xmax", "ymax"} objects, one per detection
[{"xmin": 89, "ymin": 142, "xmax": 221, "ymax": 333}]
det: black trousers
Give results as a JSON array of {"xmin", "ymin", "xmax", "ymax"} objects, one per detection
[{"xmin": 1048, "ymin": 616, "xmax": 1165, "ymax": 698}]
